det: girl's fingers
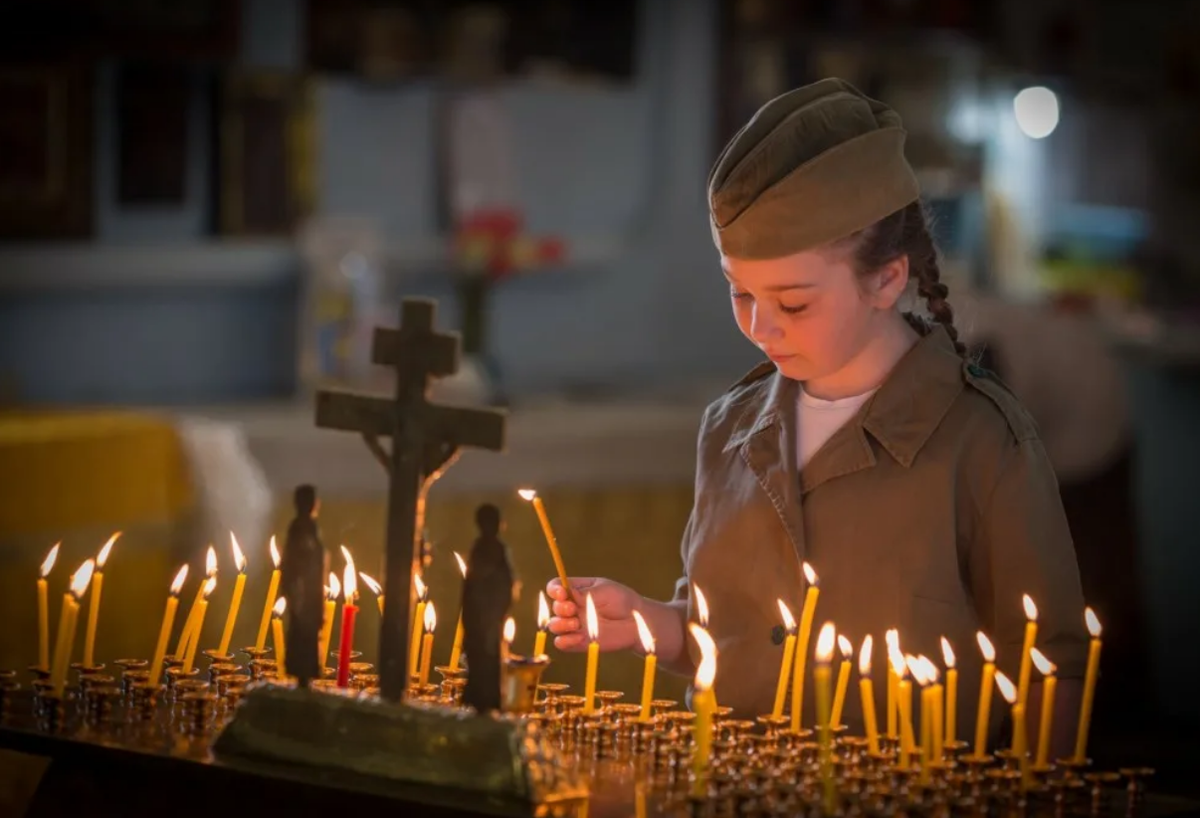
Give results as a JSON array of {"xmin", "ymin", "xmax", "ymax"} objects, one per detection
[{"xmin": 547, "ymin": 616, "xmax": 580, "ymax": 635}]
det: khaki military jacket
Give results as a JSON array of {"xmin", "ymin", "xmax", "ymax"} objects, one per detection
[{"xmin": 674, "ymin": 327, "xmax": 1088, "ymax": 733}]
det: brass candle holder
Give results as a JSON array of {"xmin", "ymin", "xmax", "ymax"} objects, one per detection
[
  {"xmin": 502, "ymin": 654, "xmax": 551, "ymax": 714},
  {"xmin": 202, "ymin": 650, "xmax": 235, "ymax": 666}
]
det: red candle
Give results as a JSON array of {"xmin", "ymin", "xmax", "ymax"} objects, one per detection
[{"xmin": 335, "ymin": 547, "xmax": 359, "ymax": 689}]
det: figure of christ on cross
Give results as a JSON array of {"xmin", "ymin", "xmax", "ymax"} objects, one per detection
[{"xmin": 315, "ymin": 298, "xmax": 506, "ymax": 702}]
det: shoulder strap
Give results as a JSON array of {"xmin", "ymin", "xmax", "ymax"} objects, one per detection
[{"xmin": 962, "ymin": 362, "xmax": 1039, "ymax": 441}]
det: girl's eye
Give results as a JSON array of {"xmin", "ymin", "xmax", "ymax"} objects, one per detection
[
  {"xmin": 730, "ymin": 289, "xmax": 752, "ymax": 301},
  {"xmin": 780, "ymin": 304, "xmax": 808, "ymax": 315}
]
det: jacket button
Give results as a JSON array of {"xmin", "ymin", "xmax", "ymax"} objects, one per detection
[{"xmin": 771, "ymin": 624, "xmax": 786, "ymax": 645}]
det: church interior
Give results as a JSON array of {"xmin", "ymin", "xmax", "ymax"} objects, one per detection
[{"xmin": 3, "ymin": 1, "xmax": 1200, "ymax": 815}]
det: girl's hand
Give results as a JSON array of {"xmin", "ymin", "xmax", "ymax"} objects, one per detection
[{"xmin": 546, "ymin": 577, "xmax": 642, "ymax": 652}]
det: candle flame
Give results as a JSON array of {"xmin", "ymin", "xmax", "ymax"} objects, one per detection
[
  {"xmin": 693, "ymin": 584, "xmax": 709, "ymax": 626},
  {"xmin": 170, "ymin": 564, "xmax": 189, "ymax": 595},
  {"xmin": 1022, "ymin": 594, "xmax": 1038, "ymax": 622},
  {"xmin": 230, "ymin": 532, "xmax": 247, "ymax": 573},
  {"xmin": 905, "ymin": 654, "xmax": 926, "ymax": 685},
  {"xmin": 202, "ymin": 576, "xmax": 217, "ymax": 598},
  {"xmin": 341, "ymin": 546, "xmax": 357, "ymax": 601},
  {"xmin": 920, "ymin": 655, "xmax": 939, "ymax": 684},
  {"xmin": 70, "ymin": 559, "xmax": 96, "ymax": 599},
  {"xmin": 328, "ymin": 572, "xmax": 341, "ymax": 601},
  {"xmin": 454, "ymin": 551, "xmax": 468, "ymax": 577},
  {"xmin": 1085, "ymin": 607, "xmax": 1102, "ymax": 638},
  {"xmin": 994, "ymin": 670, "xmax": 1017, "ymax": 704},
  {"xmin": 802, "ymin": 561, "xmax": 818, "ymax": 586},
  {"xmin": 837, "ymin": 634, "xmax": 853, "ymax": 659},
  {"xmin": 585, "ymin": 592, "xmax": 599, "ymax": 642},
  {"xmin": 976, "ymin": 631, "xmax": 996, "ymax": 662},
  {"xmin": 273, "ymin": 596, "xmax": 286, "ymax": 617},
  {"xmin": 889, "ymin": 644, "xmax": 907, "ymax": 678},
  {"xmin": 39, "ymin": 543, "xmax": 60, "ymax": 578},
  {"xmin": 504, "ymin": 617, "xmax": 516, "ymax": 644},
  {"xmin": 414, "ymin": 573, "xmax": 427, "ymax": 601},
  {"xmin": 205, "ymin": 546, "xmax": 218, "ymax": 577},
  {"xmin": 815, "ymin": 622, "xmax": 836, "ymax": 662},
  {"xmin": 858, "ymin": 635, "xmax": 873, "ymax": 677},
  {"xmin": 424, "ymin": 601, "xmax": 437, "ymax": 633},
  {"xmin": 885, "ymin": 628, "xmax": 899, "ymax": 652},
  {"xmin": 632, "ymin": 610, "xmax": 655, "ymax": 655},
  {"xmin": 776, "ymin": 599, "xmax": 796, "ymax": 632},
  {"xmin": 517, "ymin": 488, "xmax": 537, "ymax": 501},
  {"xmin": 359, "ymin": 573, "xmax": 381, "ymax": 596},
  {"xmin": 269, "ymin": 536, "xmax": 281, "ymax": 568},
  {"xmin": 689, "ymin": 624, "xmax": 718, "ymax": 691},
  {"xmin": 97, "ymin": 532, "xmax": 119, "ymax": 569},
  {"xmin": 537, "ymin": 592, "xmax": 550, "ymax": 631},
  {"xmin": 941, "ymin": 636, "xmax": 956, "ymax": 669},
  {"xmin": 1030, "ymin": 647, "xmax": 1055, "ymax": 676}
]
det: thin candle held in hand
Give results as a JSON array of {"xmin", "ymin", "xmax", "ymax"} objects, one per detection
[
  {"xmin": 36, "ymin": 543, "xmax": 60, "ymax": 672},
  {"xmin": 772, "ymin": 599, "xmax": 797, "ymax": 718},
  {"xmin": 533, "ymin": 591, "xmax": 550, "ymax": 657},
  {"xmin": 49, "ymin": 559, "xmax": 95, "ymax": 696},
  {"xmin": 1016, "ymin": 594, "xmax": 1039, "ymax": 709},
  {"xmin": 272, "ymin": 597, "xmax": 287, "ymax": 677},
  {"xmin": 582, "ymin": 593, "xmax": 600, "ymax": 714},
  {"xmin": 255, "ymin": 537, "xmax": 282, "ymax": 652},
  {"xmin": 941, "ymin": 636, "xmax": 958, "ymax": 747},
  {"xmin": 1074, "ymin": 608, "xmax": 1103, "ymax": 763},
  {"xmin": 830, "ymin": 634, "xmax": 853, "ymax": 727},
  {"xmin": 689, "ymin": 623, "xmax": 718, "ymax": 798},
  {"xmin": 449, "ymin": 552, "xmax": 467, "ymax": 670},
  {"xmin": 973, "ymin": 632, "xmax": 997, "ymax": 758},
  {"xmin": 791, "ymin": 562, "xmax": 820, "ymax": 732},
  {"xmin": 148, "ymin": 565, "xmax": 188, "ymax": 686},
  {"xmin": 217, "ymin": 533, "xmax": 248, "ymax": 656},
  {"xmin": 176, "ymin": 546, "xmax": 217, "ymax": 660},
  {"xmin": 632, "ymin": 609, "xmax": 656, "ymax": 721},
  {"xmin": 858, "ymin": 635, "xmax": 880, "ymax": 755},
  {"xmin": 518, "ymin": 489, "xmax": 571, "ymax": 597},
  {"xmin": 1031, "ymin": 648, "xmax": 1057, "ymax": 769},
  {"xmin": 417, "ymin": 602, "xmax": 437, "ymax": 689},
  {"xmin": 82, "ymin": 532, "xmax": 119, "ymax": 668},
  {"xmin": 359, "ymin": 572, "xmax": 383, "ymax": 615},
  {"xmin": 336, "ymin": 547, "xmax": 359, "ymax": 688},
  {"xmin": 318, "ymin": 572, "xmax": 340, "ymax": 668}
]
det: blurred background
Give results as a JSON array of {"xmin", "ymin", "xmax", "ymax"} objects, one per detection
[{"xmin": 1, "ymin": 0, "xmax": 1199, "ymax": 798}]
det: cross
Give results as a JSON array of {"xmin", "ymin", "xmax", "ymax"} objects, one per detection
[{"xmin": 314, "ymin": 298, "xmax": 506, "ymax": 702}]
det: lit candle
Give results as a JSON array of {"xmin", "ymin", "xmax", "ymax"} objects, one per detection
[
  {"xmin": 175, "ymin": 546, "xmax": 217, "ymax": 660},
  {"xmin": 790, "ymin": 562, "xmax": 820, "ymax": 732},
  {"xmin": 36, "ymin": 543, "xmax": 60, "ymax": 672},
  {"xmin": 973, "ymin": 631, "xmax": 997, "ymax": 757},
  {"xmin": 409, "ymin": 573, "xmax": 428, "ymax": 681},
  {"xmin": 632, "ymin": 609, "xmax": 656, "ymax": 721},
  {"xmin": 1016, "ymin": 594, "xmax": 1039, "ymax": 710},
  {"xmin": 503, "ymin": 616, "xmax": 516, "ymax": 664},
  {"xmin": 318, "ymin": 572, "xmax": 340, "ymax": 668},
  {"xmin": 941, "ymin": 636, "xmax": 958, "ymax": 747},
  {"xmin": 885, "ymin": 628, "xmax": 899, "ymax": 739},
  {"xmin": 359, "ymin": 572, "xmax": 383, "ymax": 615},
  {"xmin": 533, "ymin": 591, "xmax": 550, "ymax": 657},
  {"xmin": 689, "ymin": 623, "xmax": 718, "ymax": 797},
  {"xmin": 996, "ymin": 670, "xmax": 1029, "ymax": 790},
  {"xmin": 182, "ymin": 576, "xmax": 216, "ymax": 675},
  {"xmin": 449, "ymin": 552, "xmax": 468, "ymax": 670},
  {"xmin": 254, "ymin": 537, "xmax": 282, "ymax": 652},
  {"xmin": 272, "ymin": 597, "xmax": 287, "ymax": 677},
  {"xmin": 890, "ymin": 646, "xmax": 914, "ymax": 769},
  {"xmin": 49, "ymin": 559, "xmax": 96, "ymax": 696},
  {"xmin": 149, "ymin": 565, "xmax": 189, "ymax": 686},
  {"xmin": 335, "ymin": 548, "xmax": 359, "ymax": 688},
  {"xmin": 923, "ymin": 656, "xmax": 944, "ymax": 762},
  {"xmin": 858, "ymin": 635, "xmax": 880, "ymax": 755},
  {"xmin": 814, "ymin": 622, "xmax": 837, "ymax": 811},
  {"xmin": 418, "ymin": 602, "xmax": 437, "ymax": 688},
  {"xmin": 518, "ymin": 489, "xmax": 572, "ymax": 598},
  {"xmin": 771, "ymin": 599, "xmax": 797, "ymax": 718},
  {"xmin": 1073, "ymin": 607, "xmax": 1103, "ymax": 763},
  {"xmin": 582, "ymin": 592, "xmax": 600, "ymax": 714},
  {"xmin": 82, "ymin": 532, "xmax": 119, "ymax": 668},
  {"xmin": 830, "ymin": 634, "xmax": 853, "ymax": 727},
  {"xmin": 1031, "ymin": 647, "xmax": 1057, "ymax": 768},
  {"xmin": 217, "ymin": 533, "xmax": 248, "ymax": 656},
  {"xmin": 908, "ymin": 656, "xmax": 932, "ymax": 782}
]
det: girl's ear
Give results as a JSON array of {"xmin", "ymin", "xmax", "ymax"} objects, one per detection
[{"xmin": 866, "ymin": 255, "xmax": 909, "ymax": 309}]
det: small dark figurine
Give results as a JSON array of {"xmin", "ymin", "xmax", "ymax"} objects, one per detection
[
  {"xmin": 280, "ymin": 484, "xmax": 330, "ymax": 687},
  {"xmin": 461, "ymin": 503, "xmax": 519, "ymax": 712}
]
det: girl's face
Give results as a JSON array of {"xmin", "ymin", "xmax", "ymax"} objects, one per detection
[{"xmin": 723, "ymin": 247, "xmax": 908, "ymax": 383}]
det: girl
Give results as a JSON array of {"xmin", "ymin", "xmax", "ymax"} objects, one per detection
[{"xmin": 546, "ymin": 78, "xmax": 1088, "ymax": 748}]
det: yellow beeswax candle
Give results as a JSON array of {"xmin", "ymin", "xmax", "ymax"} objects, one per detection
[
  {"xmin": 928, "ymin": 669, "xmax": 944, "ymax": 761},
  {"xmin": 692, "ymin": 585, "xmax": 717, "ymax": 709},
  {"xmin": 772, "ymin": 600, "xmax": 798, "ymax": 718},
  {"xmin": 790, "ymin": 562, "xmax": 820, "ymax": 732},
  {"xmin": 974, "ymin": 632, "xmax": 997, "ymax": 758},
  {"xmin": 689, "ymin": 623, "xmax": 718, "ymax": 797},
  {"xmin": 50, "ymin": 560, "xmax": 95, "ymax": 696},
  {"xmin": 632, "ymin": 610, "xmax": 657, "ymax": 721},
  {"xmin": 893, "ymin": 653, "xmax": 915, "ymax": 768},
  {"xmin": 885, "ymin": 629, "xmax": 899, "ymax": 739},
  {"xmin": 319, "ymin": 572, "xmax": 340, "ymax": 668},
  {"xmin": 182, "ymin": 577, "xmax": 216, "ymax": 675},
  {"xmin": 941, "ymin": 636, "xmax": 958, "ymax": 747},
  {"xmin": 217, "ymin": 534, "xmax": 248, "ymax": 656},
  {"xmin": 583, "ymin": 593, "xmax": 600, "ymax": 714},
  {"xmin": 408, "ymin": 574, "xmax": 428, "ymax": 680},
  {"xmin": 255, "ymin": 537, "xmax": 281, "ymax": 652},
  {"xmin": 814, "ymin": 623, "xmax": 836, "ymax": 812},
  {"xmin": 36, "ymin": 543, "xmax": 60, "ymax": 672},
  {"xmin": 449, "ymin": 552, "xmax": 468, "ymax": 670},
  {"xmin": 149, "ymin": 565, "xmax": 189, "ymax": 687},
  {"xmin": 519, "ymin": 490, "xmax": 571, "ymax": 597},
  {"xmin": 1073, "ymin": 608, "xmax": 1103, "ymax": 763},
  {"xmin": 272, "ymin": 597, "xmax": 287, "ymax": 677},
  {"xmin": 830, "ymin": 634, "xmax": 853, "ymax": 727},
  {"xmin": 908, "ymin": 656, "xmax": 931, "ymax": 782},
  {"xmin": 533, "ymin": 591, "xmax": 550, "ymax": 657},
  {"xmin": 83, "ymin": 533, "xmax": 118, "ymax": 668},
  {"xmin": 418, "ymin": 602, "xmax": 436, "ymax": 688},
  {"xmin": 177, "ymin": 546, "xmax": 217, "ymax": 659},
  {"xmin": 1031, "ymin": 648, "xmax": 1057, "ymax": 768},
  {"xmin": 1016, "ymin": 594, "xmax": 1039, "ymax": 709},
  {"xmin": 919, "ymin": 681, "xmax": 933, "ymax": 784},
  {"xmin": 858, "ymin": 636, "xmax": 880, "ymax": 755}
]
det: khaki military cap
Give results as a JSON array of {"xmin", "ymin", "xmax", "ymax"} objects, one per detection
[{"xmin": 708, "ymin": 77, "xmax": 921, "ymax": 259}]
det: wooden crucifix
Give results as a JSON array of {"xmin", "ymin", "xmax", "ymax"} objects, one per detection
[{"xmin": 315, "ymin": 298, "xmax": 506, "ymax": 702}]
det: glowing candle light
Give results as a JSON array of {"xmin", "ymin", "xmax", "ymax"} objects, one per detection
[
  {"xmin": 996, "ymin": 670, "xmax": 1029, "ymax": 790},
  {"xmin": 318, "ymin": 572, "xmax": 340, "ymax": 668},
  {"xmin": 217, "ymin": 533, "xmax": 248, "ymax": 656},
  {"xmin": 359, "ymin": 572, "xmax": 383, "ymax": 615},
  {"xmin": 922, "ymin": 655, "xmax": 944, "ymax": 762},
  {"xmin": 49, "ymin": 559, "xmax": 95, "ymax": 696},
  {"xmin": 148, "ymin": 565, "xmax": 188, "ymax": 686},
  {"xmin": 518, "ymin": 489, "xmax": 571, "ymax": 596},
  {"xmin": 255, "ymin": 537, "xmax": 282, "ymax": 652},
  {"xmin": 689, "ymin": 623, "xmax": 718, "ymax": 797},
  {"xmin": 974, "ymin": 631, "xmax": 997, "ymax": 757},
  {"xmin": 885, "ymin": 628, "xmax": 900, "ymax": 739},
  {"xmin": 335, "ymin": 547, "xmax": 359, "ymax": 688},
  {"xmin": 176, "ymin": 546, "xmax": 217, "ymax": 660},
  {"xmin": 36, "ymin": 543, "xmax": 60, "ymax": 672},
  {"xmin": 771, "ymin": 599, "xmax": 798, "ymax": 718},
  {"xmin": 858, "ymin": 635, "xmax": 880, "ymax": 755},
  {"xmin": 1073, "ymin": 608, "xmax": 1103, "ymax": 763},
  {"xmin": 791, "ymin": 562, "xmax": 820, "ymax": 732},
  {"xmin": 941, "ymin": 636, "xmax": 958, "ymax": 747},
  {"xmin": 503, "ymin": 617, "xmax": 516, "ymax": 668},
  {"xmin": 830, "ymin": 634, "xmax": 853, "ymax": 727},
  {"xmin": 908, "ymin": 655, "xmax": 932, "ymax": 782},
  {"xmin": 533, "ymin": 591, "xmax": 550, "ymax": 657},
  {"xmin": 1016, "ymin": 594, "xmax": 1039, "ymax": 709},
  {"xmin": 182, "ymin": 576, "xmax": 216, "ymax": 675},
  {"xmin": 891, "ymin": 646, "xmax": 914, "ymax": 769},
  {"xmin": 582, "ymin": 593, "xmax": 600, "ymax": 714},
  {"xmin": 418, "ymin": 602, "xmax": 437, "ymax": 688},
  {"xmin": 271, "ymin": 596, "xmax": 287, "ymax": 678},
  {"xmin": 409, "ymin": 573, "xmax": 428, "ymax": 681},
  {"xmin": 81, "ymin": 532, "xmax": 119, "ymax": 668},
  {"xmin": 632, "ymin": 609, "xmax": 656, "ymax": 721},
  {"xmin": 693, "ymin": 584, "xmax": 718, "ymax": 709},
  {"xmin": 1031, "ymin": 648, "xmax": 1057, "ymax": 769},
  {"xmin": 449, "ymin": 552, "xmax": 468, "ymax": 670},
  {"xmin": 814, "ymin": 622, "xmax": 837, "ymax": 811}
]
